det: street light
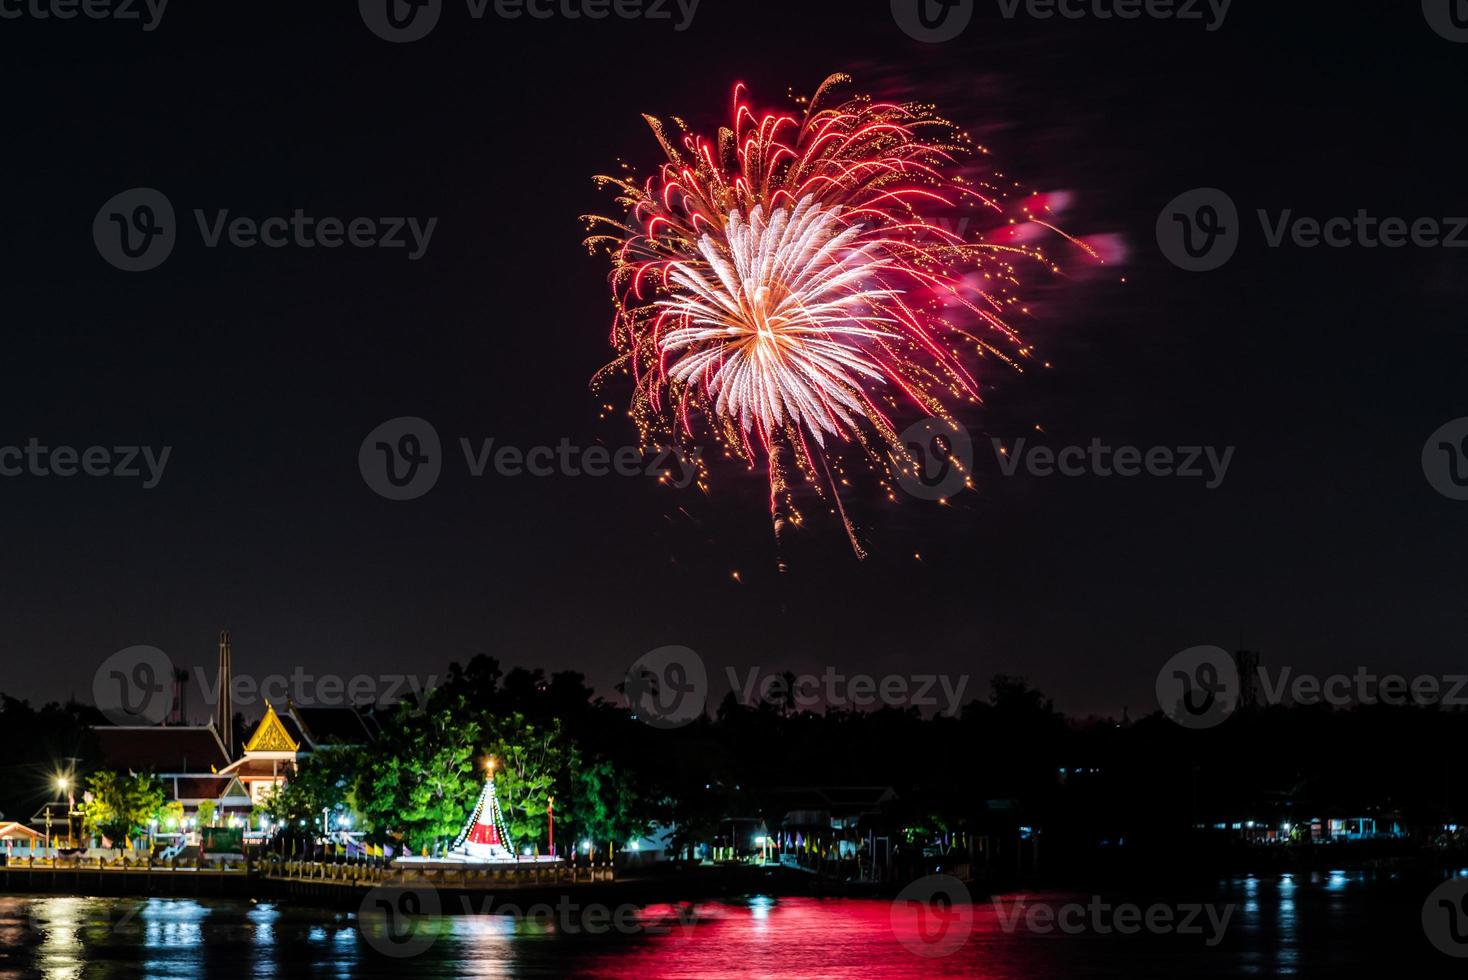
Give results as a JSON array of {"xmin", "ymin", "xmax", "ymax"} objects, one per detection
[{"xmin": 55, "ymin": 776, "xmax": 75, "ymax": 848}]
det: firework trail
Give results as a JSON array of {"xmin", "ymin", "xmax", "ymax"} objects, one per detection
[{"xmin": 584, "ymin": 73, "xmax": 1087, "ymax": 558}]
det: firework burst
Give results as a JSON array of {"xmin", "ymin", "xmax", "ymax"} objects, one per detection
[{"xmin": 584, "ymin": 73, "xmax": 1085, "ymax": 558}]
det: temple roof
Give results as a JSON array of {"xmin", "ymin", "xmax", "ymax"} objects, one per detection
[
  {"xmin": 242, "ymin": 704, "xmax": 300, "ymax": 754},
  {"xmin": 218, "ymin": 757, "xmax": 292, "ymax": 780},
  {"xmin": 0, "ymin": 821, "xmax": 44, "ymax": 841},
  {"xmin": 165, "ymin": 774, "xmax": 252, "ymax": 803},
  {"xmin": 289, "ymin": 704, "xmax": 378, "ymax": 748},
  {"xmin": 93, "ymin": 725, "xmax": 232, "ymax": 774}
]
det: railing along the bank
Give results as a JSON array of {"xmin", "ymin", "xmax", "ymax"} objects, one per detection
[
  {"xmin": 1, "ymin": 854, "xmax": 249, "ymax": 873},
  {"xmin": 263, "ymin": 858, "xmax": 615, "ymax": 887}
]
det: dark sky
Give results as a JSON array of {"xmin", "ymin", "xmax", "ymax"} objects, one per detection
[{"xmin": 2, "ymin": 0, "xmax": 1466, "ymax": 721}]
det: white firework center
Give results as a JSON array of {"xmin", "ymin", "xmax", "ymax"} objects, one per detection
[{"xmin": 659, "ymin": 195, "xmax": 907, "ymax": 443}]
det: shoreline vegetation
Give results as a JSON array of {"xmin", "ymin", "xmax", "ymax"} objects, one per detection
[{"xmin": 4, "ymin": 656, "xmax": 1467, "ymax": 903}]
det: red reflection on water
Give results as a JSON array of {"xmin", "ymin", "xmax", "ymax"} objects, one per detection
[{"xmin": 574, "ymin": 897, "xmax": 1050, "ymax": 980}]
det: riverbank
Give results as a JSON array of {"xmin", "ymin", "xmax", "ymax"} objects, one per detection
[{"xmin": 0, "ymin": 857, "xmax": 885, "ymax": 907}]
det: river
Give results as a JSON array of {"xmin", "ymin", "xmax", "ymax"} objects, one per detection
[{"xmin": 1, "ymin": 869, "xmax": 1464, "ymax": 977}]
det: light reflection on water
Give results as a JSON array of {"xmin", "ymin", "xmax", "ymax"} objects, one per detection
[{"xmin": 0, "ymin": 873, "xmax": 1459, "ymax": 979}]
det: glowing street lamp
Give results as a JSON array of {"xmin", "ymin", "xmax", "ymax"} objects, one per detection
[{"xmin": 55, "ymin": 776, "xmax": 75, "ymax": 848}]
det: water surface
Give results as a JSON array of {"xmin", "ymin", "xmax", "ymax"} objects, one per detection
[{"xmin": 0, "ymin": 871, "xmax": 1460, "ymax": 978}]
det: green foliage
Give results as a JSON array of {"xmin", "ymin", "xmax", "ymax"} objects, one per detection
[
  {"xmin": 160, "ymin": 800, "xmax": 186, "ymax": 832},
  {"xmin": 354, "ymin": 702, "xmax": 484, "ymax": 852},
  {"xmin": 81, "ymin": 770, "xmax": 166, "ymax": 844},
  {"xmin": 485, "ymin": 713, "xmax": 561, "ymax": 849},
  {"xmin": 565, "ymin": 756, "xmax": 646, "ymax": 849},
  {"xmin": 339, "ymin": 662, "xmax": 654, "ymax": 855},
  {"xmin": 194, "ymin": 799, "xmax": 216, "ymax": 828},
  {"xmin": 264, "ymin": 748, "xmax": 357, "ymax": 828}
]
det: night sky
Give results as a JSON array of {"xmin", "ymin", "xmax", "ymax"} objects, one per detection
[{"xmin": 2, "ymin": 1, "xmax": 1465, "ymax": 721}]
